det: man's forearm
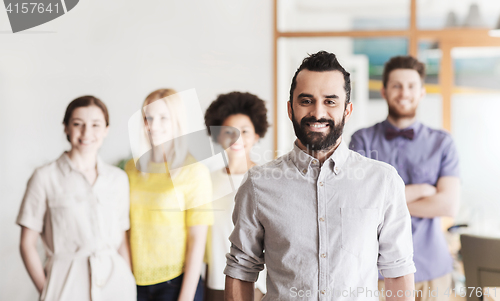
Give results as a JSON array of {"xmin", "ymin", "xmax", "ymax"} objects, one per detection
[
  {"xmin": 406, "ymin": 177, "xmax": 460, "ymax": 218},
  {"xmin": 384, "ymin": 274, "xmax": 415, "ymax": 301},
  {"xmin": 405, "ymin": 184, "xmax": 436, "ymax": 203},
  {"xmin": 407, "ymin": 192, "xmax": 458, "ymax": 218},
  {"xmin": 225, "ymin": 276, "xmax": 254, "ymax": 301}
]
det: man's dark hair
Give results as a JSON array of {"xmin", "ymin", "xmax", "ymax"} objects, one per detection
[
  {"xmin": 204, "ymin": 91, "xmax": 269, "ymax": 141},
  {"xmin": 382, "ymin": 55, "xmax": 426, "ymax": 88},
  {"xmin": 289, "ymin": 51, "xmax": 351, "ymax": 105}
]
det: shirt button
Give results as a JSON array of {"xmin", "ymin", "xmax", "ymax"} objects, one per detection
[
  {"xmin": 319, "ymin": 217, "xmax": 325, "ymax": 222},
  {"xmin": 321, "ymin": 290, "xmax": 326, "ymax": 295},
  {"xmin": 319, "ymin": 182, "xmax": 324, "ymax": 186},
  {"xmin": 312, "ymin": 159, "xmax": 318, "ymax": 164},
  {"xmin": 334, "ymin": 167, "xmax": 339, "ymax": 173},
  {"xmin": 321, "ymin": 253, "xmax": 326, "ymax": 258},
  {"xmin": 302, "ymin": 169, "xmax": 307, "ymax": 174}
]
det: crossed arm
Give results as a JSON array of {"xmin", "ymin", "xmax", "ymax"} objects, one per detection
[{"xmin": 405, "ymin": 176, "xmax": 460, "ymax": 218}]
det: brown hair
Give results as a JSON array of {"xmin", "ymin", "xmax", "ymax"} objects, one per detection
[
  {"xmin": 63, "ymin": 95, "xmax": 109, "ymax": 141},
  {"xmin": 382, "ymin": 56, "xmax": 426, "ymax": 88}
]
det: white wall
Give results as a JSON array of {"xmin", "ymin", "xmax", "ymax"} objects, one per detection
[{"xmin": 0, "ymin": 1, "xmax": 272, "ymax": 299}]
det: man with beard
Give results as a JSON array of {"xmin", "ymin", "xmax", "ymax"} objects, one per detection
[
  {"xmin": 224, "ymin": 51, "xmax": 416, "ymax": 301},
  {"xmin": 350, "ymin": 56, "xmax": 460, "ymax": 301}
]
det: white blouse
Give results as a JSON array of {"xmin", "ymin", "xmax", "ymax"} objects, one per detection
[
  {"xmin": 206, "ymin": 168, "xmax": 266, "ymax": 292},
  {"xmin": 17, "ymin": 153, "xmax": 136, "ymax": 301}
]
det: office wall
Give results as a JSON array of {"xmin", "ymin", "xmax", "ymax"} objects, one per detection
[{"xmin": 0, "ymin": 1, "xmax": 272, "ymax": 299}]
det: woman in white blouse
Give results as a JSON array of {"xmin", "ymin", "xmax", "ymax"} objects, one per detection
[
  {"xmin": 203, "ymin": 92, "xmax": 269, "ymax": 301},
  {"xmin": 17, "ymin": 96, "xmax": 136, "ymax": 301}
]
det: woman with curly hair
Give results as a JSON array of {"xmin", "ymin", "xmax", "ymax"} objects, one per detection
[{"xmin": 204, "ymin": 92, "xmax": 269, "ymax": 301}]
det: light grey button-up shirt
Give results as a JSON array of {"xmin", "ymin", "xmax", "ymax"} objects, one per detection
[{"xmin": 224, "ymin": 140, "xmax": 416, "ymax": 300}]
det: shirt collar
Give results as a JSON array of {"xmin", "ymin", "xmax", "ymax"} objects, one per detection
[
  {"xmin": 57, "ymin": 152, "xmax": 107, "ymax": 176},
  {"xmin": 382, "ymin": 119, "xmax": 423, "ymax": 136},
  {"xmin": 290, "ymin": 138, "xmax": 349, "ymax": 176}
]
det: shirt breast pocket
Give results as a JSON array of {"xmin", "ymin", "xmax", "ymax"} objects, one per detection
[{"xmin": 341, "ymin": 207, "xmax": 379, "ymax": 257}]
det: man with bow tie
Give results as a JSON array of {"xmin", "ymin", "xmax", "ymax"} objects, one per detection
[{"xmin": 350, "ymin": 56, "xmax": 460, "ymax": 301}]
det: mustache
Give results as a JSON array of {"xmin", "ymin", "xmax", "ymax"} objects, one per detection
[{"xmin": 300, "ymin": 117, "xmax": 335, "ymax": 128}]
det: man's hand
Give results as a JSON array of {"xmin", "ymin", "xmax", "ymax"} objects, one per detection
[
  {"xmin": 407, "ymin": 177, "xmax": 460, "ymax": 218},
  {"xmin": 405, "ymin": 184, "xmax": 437, "ymax": 203},
  {"xmin": 225, "ymin": 276, "xmax": 254, "ymax": 301}
]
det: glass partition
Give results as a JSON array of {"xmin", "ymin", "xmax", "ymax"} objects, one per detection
[
  {"xmin": 278, "ymin": 0, "xmax": 410, "ymax": 32},
  {"xmin": 417, "ymin": 0, "xmax": 500, "ymax": 30},
  {"xmin": 451, "ymin": 47, "xmax": 500, "ymax": 237}
]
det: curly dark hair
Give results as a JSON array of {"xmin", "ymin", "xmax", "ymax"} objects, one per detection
[
  {"xmin": 382, "ymin": 55, "xmax": 426, "ymax": 88},
  {"xmin": 289, "ymin": 51, "xmax": 351, "ymax": 105},
  {"xmin": 204, "ymin": 92, "xmax": 269, "ymax": 141}
]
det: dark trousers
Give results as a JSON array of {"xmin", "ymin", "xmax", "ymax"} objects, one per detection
[{"xmin": 137, "ymin": 274, "xmax": 204, "ymax": 301}]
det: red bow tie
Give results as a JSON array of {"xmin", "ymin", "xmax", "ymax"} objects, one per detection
[{"xmin": 385, "ymin": 128, "xmax": 415, "ymax": 140}]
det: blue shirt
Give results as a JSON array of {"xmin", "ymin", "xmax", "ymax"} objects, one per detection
[{"xmin": 349, "ymin": 119, "xmax": 460, "ymax": 282}]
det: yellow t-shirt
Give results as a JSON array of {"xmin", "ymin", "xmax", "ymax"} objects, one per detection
[{"xmin": 125, "ymin": 156, "xmax": 214, "ymax": 285}]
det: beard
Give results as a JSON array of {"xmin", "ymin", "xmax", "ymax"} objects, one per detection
[
  {"xmin": 387, "ymin": 102, "xmax": 417, "ymax": 119},
  {"xmin": 291, "ymin": 110, "xmax": 345, "ymax": 151}
]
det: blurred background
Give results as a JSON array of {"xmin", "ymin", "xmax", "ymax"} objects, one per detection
[
  {"xmin": 276, "ymin": 0, "xmax": 500, "ymax": 238},
  {"xmin": 1, "ymin": 0, "xmax": 500, "ymax": 300}
]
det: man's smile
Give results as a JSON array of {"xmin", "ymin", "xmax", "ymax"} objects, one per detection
[{"xmin": 306, "ymin": 122, "xmax": 330, "ymax": 132}]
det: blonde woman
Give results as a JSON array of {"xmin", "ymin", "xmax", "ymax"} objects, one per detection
[
  {"xmin": 125, "ymin": 89, "xmax": 213, "ymax": 301},
  {"xmin": 203, "ymin": 92, "xmax": 269, "ymax": 301},
  {"xmin": 17, "ymin": 96, "xmax": 136, "ymax": 301}
]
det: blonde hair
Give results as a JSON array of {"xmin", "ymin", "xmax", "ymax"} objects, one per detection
[{"xmin": 142, "ymin": 88, "xmax": 189, "ymax": 173}]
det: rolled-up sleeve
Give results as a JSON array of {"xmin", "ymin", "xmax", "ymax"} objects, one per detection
[
  {"xmin": 223, "ymin": 171, "xmax": 265, "ymax": 282},
  {"xmin": 377, "ymin": 169, "xmax": 416, "ymax": 278}
]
